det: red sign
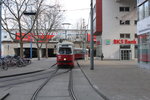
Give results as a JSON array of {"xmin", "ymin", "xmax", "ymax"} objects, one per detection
[
  {"xmin": 96, "ymin": 41, "xmax": 101, "ymax": 45},
  {"xmin": 113, "ymin": 39, "xmax": 137, "ymax": 44},
  {"xmin": 87, "ymin": 34, "xmax": 96, "ymax": 42},
  {"xmin": 16, "ymin": 33, "xmax": 56, "ymax": 42}
]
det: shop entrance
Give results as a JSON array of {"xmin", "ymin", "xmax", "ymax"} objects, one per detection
[{"xmin": 120, "ymin": 50, "xmax": 131, "ymax": 60}]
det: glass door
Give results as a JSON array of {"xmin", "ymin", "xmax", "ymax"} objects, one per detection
[{"xmin": 121, "ymin": 50, "xmax": 131, "ymax": 60}]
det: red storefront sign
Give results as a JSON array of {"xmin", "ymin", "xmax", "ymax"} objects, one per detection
[
  {"xmin": 87, "ymin": 34, "xmax": 96, "ymax": 42},
  {"xmin": 113, "ymin": 39, "xmax": 137, "ymax": 44},
  {"xmin": 16, "ymin": 33, "xmax": 56, "ymax": 42}
]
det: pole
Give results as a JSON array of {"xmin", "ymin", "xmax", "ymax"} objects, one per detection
[
  {"xmin": 30, "ymin": 35, "xmax": 32, "ymax": 59},
  {"xmin": 90, "ymin": 0, "xmax": 94, "ymax": 70},
  {"xmin": 65, "ymin": 30, "xmax": 67, "ymax": 40},
  {"xmin": 0, "ymin": 1, "xmax": 2, "ymax": 58}
]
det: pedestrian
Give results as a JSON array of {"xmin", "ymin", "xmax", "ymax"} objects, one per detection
[{"xmin": 101, "ymin": 53, "xmax": 104, "ymax": 60}]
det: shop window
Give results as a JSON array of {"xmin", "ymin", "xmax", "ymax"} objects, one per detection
[{"xmin": 138, "ymin": 33, "xmax": 150, "ymax": 63}]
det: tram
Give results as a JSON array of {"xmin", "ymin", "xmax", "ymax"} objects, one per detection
[
  {"xmin": 74, "ymin": 48, "xmax": 89, "ymax": 60},
  {"xmin": 74, "ymin": 48, "xmax": 84, "ymax": 60},
  {"xmin": 56, "ymin": 41, "xmax": 75, "ymax": 67}
]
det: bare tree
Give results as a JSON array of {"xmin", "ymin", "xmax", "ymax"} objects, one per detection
[
  {"xmin": 1, "ymin": 0, "xmax": 44, "ymax": 57},
  {"xmin": 35, "ymin": 4, "xmax": 63, "ymax": 58}
]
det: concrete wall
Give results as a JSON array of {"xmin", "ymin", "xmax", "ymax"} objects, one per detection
[{"xmin": 101, "ymin": 0, "xmax": 137, "ymax": 60}]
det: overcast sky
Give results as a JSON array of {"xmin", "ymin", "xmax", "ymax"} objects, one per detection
[{"xmin": 59, "ymin": 0, "xmax": 91, "ymax": 29}]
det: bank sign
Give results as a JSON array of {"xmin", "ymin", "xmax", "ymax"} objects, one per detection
[{"xmin": 113, "ymin": 39, "xmax": 137, "ymax": 44}]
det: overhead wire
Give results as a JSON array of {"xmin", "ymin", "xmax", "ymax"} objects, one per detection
[{"xmin": 59, "ymin": 8, "xmax": 90, "ymax": 12}]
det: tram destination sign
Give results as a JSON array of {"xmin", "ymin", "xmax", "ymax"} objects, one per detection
[{"xmin": 113, "ymin": 39, "xmax": 137, "ymax": 44}]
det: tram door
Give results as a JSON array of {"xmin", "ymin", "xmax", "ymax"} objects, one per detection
[{"xmin": 120, "ymin": 50, "xmax": 131, "ymax": 60}]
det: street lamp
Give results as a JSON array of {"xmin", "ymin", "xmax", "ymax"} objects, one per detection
[
  {"xmin": 62, "ymin": 23, "xmax": 71, "ymax": 40},
  {"xmin": 0, "ymin": 0, "xmax": 2, "ymax": 58},
  {"xmin": 90, "ymin": 0, "xmax": 94, "ymax": 70},
  {"xmin": 24, "ymin": 11, "xmax": 36, "ymax": 59}
]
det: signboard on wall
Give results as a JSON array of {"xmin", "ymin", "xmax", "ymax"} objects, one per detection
[
  {"xmin": 16, "ymin": 33, "xmax": 56, "ymax": 42},
  {"xmin": 105, "ymin": 39, "xmax": 111, "ymax": 45},
  {"xmin": 87, "ymin": 34, "xmax": 97, "ymax": 42},
  {"xmin": 113, "ymin": 39, "xmax": 137, "ymax": 44}
]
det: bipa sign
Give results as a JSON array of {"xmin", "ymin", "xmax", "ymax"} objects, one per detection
[{"xmin": 113, "ymin": 39, "xmax": 137, "ymax": 44}]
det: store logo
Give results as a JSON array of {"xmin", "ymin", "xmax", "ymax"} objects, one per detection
[
  {"xmin": 105, "ymin": 40, "xmax": 111, "ymax": 45},
  {"xmin": 113, "ymin": 39, "xmax": 137, "ymax": 44}
]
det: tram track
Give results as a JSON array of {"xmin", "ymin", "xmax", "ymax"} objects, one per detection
[
  {"xmin": 1, "ymin": 61, "xmax": 110, "ymax": 100},
  {"xmin": 68, "ymin": 69, "xmax": 78, "ymax": 100},
  {"xmin": 30, "ymin": 67, "xmax": 72, "ymax": 100},
  {"xmin": 31, "ymin": 67, "xmax": 59, "ymax": 100},
  {"xmin": 76, "ymin": 61, "xmax": 110, "ymax": 100},
  {"xmin": 0, "ymin": 63, "xmax": 58, "ymax": 88}
]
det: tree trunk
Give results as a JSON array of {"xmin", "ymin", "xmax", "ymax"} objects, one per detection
[
  {"xmin": 46, "ymin": 42, "xmax": 48, "ymax": 58},
  {"xmin": 20, "ymin": 41, "xmax": 24, "ymax": 58},
  {"xmin": 37, "ymin": 46, "xmax": 41, "ymax": 60}
]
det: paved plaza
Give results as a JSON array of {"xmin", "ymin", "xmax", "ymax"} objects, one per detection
[{"xmin": 0, "ymin": 58, "xmax": 150, "ymax": 100}]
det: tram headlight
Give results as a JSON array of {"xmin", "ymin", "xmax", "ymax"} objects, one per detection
[{"xmin": 64, "ymin": 58, "xmax": 66, "ymax": 61}]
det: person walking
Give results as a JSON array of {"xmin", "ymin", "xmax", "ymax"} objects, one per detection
[{"xmin": 101, "ymin": 53, "xmax": 104, "ymax": 60}]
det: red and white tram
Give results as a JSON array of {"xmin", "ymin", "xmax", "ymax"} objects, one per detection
[
  {"xmin": 56, "ymin": 41, "xmax": 75, "ymax": 67},
  {"xmin": 74, "ymin": 48, "xmax": 84, "ymax": 60}
]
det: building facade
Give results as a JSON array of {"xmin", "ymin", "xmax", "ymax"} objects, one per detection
[
  {"xmin": 94, "ymin": 0, "xmax": 137, "ymax": 60},
  {"xmin": 1, "ymin": 29, "xmax": 90, "ymax": 58},
  {"xmin": 137, "ymin": 0, "xmax": 150, "ymax": 68}
]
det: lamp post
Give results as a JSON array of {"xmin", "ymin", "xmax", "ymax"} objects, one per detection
[
  {"xmin": 90, "ymin": 0, "xmax": 94, "ymax": 70},
  {"xmin": 23, "ymin": 11, "xmax": 36, "ymax": 59},
  {"xmin": 0, "ymin": 0, "xmax": 2, "ymax": 58},
  {"xmin": 62, "ymin": 23, "xmax": 71, "ymax": 40}
]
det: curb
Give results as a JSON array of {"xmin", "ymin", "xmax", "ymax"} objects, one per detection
[
  {"xmin": 0, "ymin": 91, "xmax": 9, "ymax": 100},
  {"xmin": 0, "ymin": 69, "xmax": 45, "ymax": 79}
]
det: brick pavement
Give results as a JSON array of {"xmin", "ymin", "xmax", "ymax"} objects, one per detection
[
  {"xmin": 1, "ymin": 58, "xmax": 150, "ymax": 100},
  {"xmin": 78, "ymin": 59, "xmax": 150, "ymax": 100},
  {"xmin": 0, "ymin": 58, "xmax": 57, "ymax": 78}
]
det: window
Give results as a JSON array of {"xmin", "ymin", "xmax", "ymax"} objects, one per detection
[
  {"xmin": 119, "ymin": 7, "xmax": 130, "ymax": 12},
  {"xmin": 120, "ymin": 34, "xmax": 124, "ymax": 38},
  {"xmin": 135, "ymin": 34, "xmax": 138, "ymax": 38},
  {"xmin": 4, "ymin": 36, "xmax": 7, "ymax": 38},
  {"xmin": 138, "ymin": 1, "xmax": 150, "ymax": 21},
  {"xmin": 120, "ymin": 20, "xmax": 130, "ymax": 25},
  {"xmin": 120, "ymin": 33, "xmax": 130, "ymax": 38},
  {"xmin": 138, "ymin": 33, "xmax": 150, "ymax": 63},
  {"xmin": 125, "ymin": 7, "xmax": 130, "ymax": 11},
  {"xmin": 126, "ymin": 34, "xmax": 130, "ymax": 38},
  {"xmin": 144, "ymin": 1, "xmax": 149, "ymax": 18},
  {"xmin": 59, "ymin": 47, "xmax": 72, "ymax": 54},
  {"xmin": 120, "ymin": 7, "xmax": 124, "ymax": 11},
  {"xmin": 134, "ymin": 20, "xmax": 137, "ymax": 25},
  {"xmin": 120, "ymin": 45, "xmax": 131, "ymax": 49},
  {"xmin": 138, "ymin": 5, "xmax": 144, "ymax": 20}
]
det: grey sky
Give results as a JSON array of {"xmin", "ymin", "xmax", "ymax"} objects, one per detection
[{"xmin": 59, "ymin": 0, "xmax": 90, "ymax": 29}]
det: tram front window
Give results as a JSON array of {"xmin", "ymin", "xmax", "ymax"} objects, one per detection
[{"xmin": 59, "ymin": 48, "xmax": 72, "ymax": 54}]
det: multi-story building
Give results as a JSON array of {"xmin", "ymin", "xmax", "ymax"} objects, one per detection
[
  {"xmin": 94, "ymin": 0, "xmax": 137, "ymax": 60},
  {"xmin": 137, "ymin": 0, "xmax": 150, "ymax": 68}
]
